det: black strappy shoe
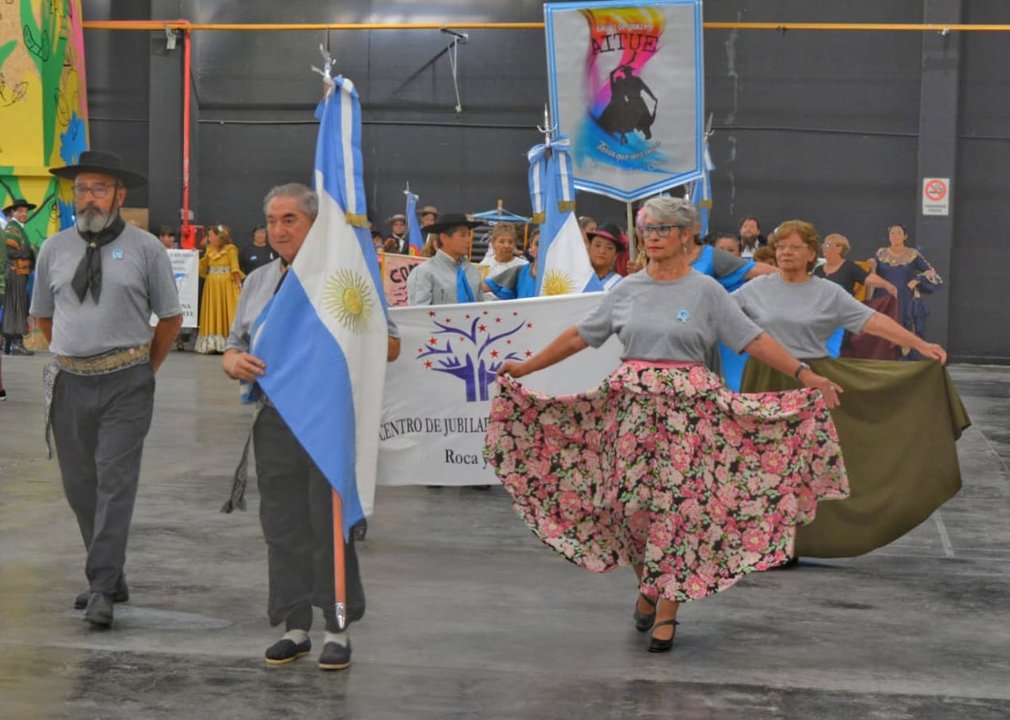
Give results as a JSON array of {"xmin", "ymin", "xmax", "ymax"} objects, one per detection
[
  {"xmin": 647, "ymin": 619, "xmax": 679, "ymax": 653},
  {"xmin": 633, "ymin": 593, "xmax": 657, "ymax": 632}
]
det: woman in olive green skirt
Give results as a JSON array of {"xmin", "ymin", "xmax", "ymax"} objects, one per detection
[{"xmin": 733, "ymin": 220, "xmax": 969, "ymax": 557}]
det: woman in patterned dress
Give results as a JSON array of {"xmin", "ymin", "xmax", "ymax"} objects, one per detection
[
  {"xmin": 485, "ymin": 197, "xmax": 850, "ymax": 654},
  {"xmin": 868, "ymin": 224, "xmax": 942, "ymax": 359}
]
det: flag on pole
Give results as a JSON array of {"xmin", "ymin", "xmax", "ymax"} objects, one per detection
[
  {"xmin": 690, "ymin": 137, "xmax": 715, "ymax": 238},
  {"xmin": 251, "ymin": 77, "xmax": 389, "ymax": 538},
  {"xmin": 404, "ymin": 188, "xmax": 425, "ymax": 255},
  {"xmin": 528, "ymin": 135, "xmax": 602, "ymax": 295}
]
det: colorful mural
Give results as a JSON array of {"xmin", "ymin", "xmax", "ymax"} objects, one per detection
[{"xmin": 0, "ymin": 0, "xmax": 89, "ymax": 247}]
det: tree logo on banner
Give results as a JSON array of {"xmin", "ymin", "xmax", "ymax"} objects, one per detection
[{"xmin": 416, "ymin": 310, "xmax": 533, "ymax": 402}]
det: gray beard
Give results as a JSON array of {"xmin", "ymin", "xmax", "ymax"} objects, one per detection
[{"xmin": 76, "ymin": 207, "xmax": 117, "ymax": 235}]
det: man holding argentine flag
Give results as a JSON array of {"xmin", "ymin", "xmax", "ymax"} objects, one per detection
[{"xmin": 222, "ymin": 73, "xmax": 399, "ymax": 672}]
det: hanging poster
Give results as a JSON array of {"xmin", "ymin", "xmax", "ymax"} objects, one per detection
[{"xmin": 544, "ymin": 0, "xmax": 704, "ymax": 201}]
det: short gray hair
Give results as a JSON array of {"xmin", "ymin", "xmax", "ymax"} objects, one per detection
[
  {"xmin": 262, "ymin": 183, "xmax": 318, "ymax": 220},
  {"xmin": 636, "ymin": 196, "xmax": 698, "ymax": 230}
]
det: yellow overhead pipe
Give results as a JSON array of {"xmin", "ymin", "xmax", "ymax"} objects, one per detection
[{"xmin": 80, "ymin": 21, "xmax": 1010, "ymax": 33}]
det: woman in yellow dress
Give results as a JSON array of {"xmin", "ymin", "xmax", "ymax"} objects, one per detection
[{"xmin": 195, "ymin": 224, "xmax": 243, "ymax": 354}]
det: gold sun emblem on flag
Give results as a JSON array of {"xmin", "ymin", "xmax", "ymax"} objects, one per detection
[
  {"xmin": 541, "ymin": 269, "xmax": 575, "ymax": 296},
  {"xmin": 323, "ymin": 269, "xmax": 374, "ymax": 334}
]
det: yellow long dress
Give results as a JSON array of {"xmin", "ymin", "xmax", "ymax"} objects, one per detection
[{"xmin": 195, "ymin": 244, "xmax": 243, "ymax": 354}]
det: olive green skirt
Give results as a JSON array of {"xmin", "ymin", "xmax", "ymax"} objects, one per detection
[{"xmin": 740, "ymin": 358, "xmax": 970, "ymax": 557}]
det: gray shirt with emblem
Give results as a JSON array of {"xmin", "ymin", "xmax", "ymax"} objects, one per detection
[
  {"xmin": 732, "ymin": 274, "xmax": 875, "ymax": 359},
  {"xmin": 576, "ymin": 270, "xmax": 763, "ymax": 362},
  {"xmin": 31, "ymin": 224, "xmax": 181, "ymax": 357}
]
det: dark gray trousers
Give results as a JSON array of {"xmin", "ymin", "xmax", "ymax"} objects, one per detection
[
  {"xmin": 253, "ymin": 404, "xmax": 365, "ymax": 632},
  {"xmin": 51, "ymin": 363, "xmax": 155, "ymax": 595}
]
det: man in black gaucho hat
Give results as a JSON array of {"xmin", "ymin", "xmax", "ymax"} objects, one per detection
[
  {"xmin": 3, "ymin": 197, "xmax": 38, "ymax": 355},
  {"xmin": 406, "ymin": 212, "xmax": 483, "ymax": 305},
  {"xmin": 30, "ymin": 150, "xmax": 183, "ymax": 628}
]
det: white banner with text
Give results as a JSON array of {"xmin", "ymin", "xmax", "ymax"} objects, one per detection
[{"xmin": 379, "ymin": 294, "xmax": 623, "ymax": 485}]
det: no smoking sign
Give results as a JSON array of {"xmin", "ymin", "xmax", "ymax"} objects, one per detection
[{"xmin": 922, "ymin": 177, "xmax": 950, "ymax": 216}]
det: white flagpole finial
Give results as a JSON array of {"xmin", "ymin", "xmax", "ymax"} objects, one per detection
[
  {"xmin": 537, "ymin": 103, "xmax": 557, "ymax": 142},
  {"xmin": 311, "ymin": 44, "xmax": 337, "ymax": 92}
]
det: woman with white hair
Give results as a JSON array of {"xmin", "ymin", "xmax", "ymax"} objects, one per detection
[{"xmin": 485, "ymin": 200, "xmax": 850, "ymax": 655}]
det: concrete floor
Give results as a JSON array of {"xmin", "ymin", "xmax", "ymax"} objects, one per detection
[{"xmin": 1, "ymin": 353, "xmax": 1008, "ymax": 720}]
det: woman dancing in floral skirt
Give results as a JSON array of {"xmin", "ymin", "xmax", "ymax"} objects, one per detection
[{"xmin": 484, "ymin": 197, "xmax": 850, "ymax": 653}]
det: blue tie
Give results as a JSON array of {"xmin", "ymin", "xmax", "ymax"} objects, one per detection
[{"xmin": 456, "ymin": 262, "xmax": 475, "ymax": 303}]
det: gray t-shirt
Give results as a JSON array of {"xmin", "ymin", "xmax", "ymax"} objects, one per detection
[
  {"xmin": 227, "ymin": 259, "xmax": 399, "ymax": 354},
  {"xmin": 732, "ymin": 274, "xmax": 874, "ymax": 359},
  {"xmin": 31, "ymin": 224, "xmax": 181, "ymax": 357},
  {"xmin": 576, "ymin": 270, "xmax": 763, "ymax": 362}
]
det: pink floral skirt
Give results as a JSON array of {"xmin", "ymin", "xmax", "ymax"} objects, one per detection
[{"xmin": 484, "ymin": 362, "xmax": 849, "ymax": 603}]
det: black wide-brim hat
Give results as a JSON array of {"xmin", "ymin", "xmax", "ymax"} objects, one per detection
[
  {"xmin": 49, "ymin": 149, "xmax": 147, "ymax": 189},
  {"xmin": 422, "ymin": 213, "xmax": 483, "ymax": 235},
  {"xmin": 3, "ymin": 198, "xmax": 37, "ymax": 214}
]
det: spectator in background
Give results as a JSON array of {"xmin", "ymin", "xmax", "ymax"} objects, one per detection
[
  {"xmin": 383, "ymin": 214, "xmax": 412, "ymax": 255},
  {"xmin": 817, "ymin": 233, "xmax": 896, "ymax": 297},
  {"xmin": 157, "ymin": 225, "xmax": 177, "ymax": 249},
  {"xmin": 738, "ymin": 216, "xmax": 766, "ymax": 258},
  {"xmin": 479, "ymin": 223, "xmax": 527, "ymax": 282},
  {"xmin": 578, "ymin": 215, "xmax": 598, "ymax": 248},
  {"xmin": 714, "ymin": 232, "xmax": 741, "ymax": 257},
  {"xmin": 752, "ymin": 246, "xmax": 777, "ymax": 267},
  {"xmin": 419, "ymin": 205, "xmax": 439, "ymax": 228},
  {"xmin": 239, "ymin": 226, "xmax": 278, "ymax": 275},
  {"xmin": 586, "ymin": 223, "xmax": 626, "ymax": 290},
  {"xmin": 195, "ymin": 224, "xmax": 243, "ymax": 354}
]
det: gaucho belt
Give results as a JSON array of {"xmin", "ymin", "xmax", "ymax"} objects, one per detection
[{"xmin": 55, "ymin": 343, "xmax": 151, "ymax": 376}]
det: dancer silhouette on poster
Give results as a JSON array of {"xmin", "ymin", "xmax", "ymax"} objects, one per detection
[{"xmin": 597, "ymin": 60, "xmax": 658, "ymax": 145}]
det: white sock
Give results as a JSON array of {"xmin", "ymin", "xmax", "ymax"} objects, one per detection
[
  {"xmin": 324, "ymin": 630, "xmax": 349, "ymax": 647},
  {"xmin": 282, "ymin": 629, "xmax": 309, "ymax": 645}
]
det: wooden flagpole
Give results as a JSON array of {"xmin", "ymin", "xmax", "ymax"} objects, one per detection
[{"xmin": 332, "ymin": 490, "xmax": 347, "ymax": 631}]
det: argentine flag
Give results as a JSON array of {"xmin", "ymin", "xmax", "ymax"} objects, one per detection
[
  {"xmin": 528, "ymin": 136, "xmax": 603, "ymax": 296},
  {"xmin": 404, "ymin": 189, "xmax": 425, "ymax": 255},
  {"xmin": 252, "ymin": 77, "xmax": 390, "ymax": 537}
]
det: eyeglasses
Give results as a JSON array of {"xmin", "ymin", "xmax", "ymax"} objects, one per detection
[
  {"xmin": 636, "ymin": 224, "xmax": 682, "ymax": 238},
  {"xmin": 72, "ymin": 183, "xmax": 116, "ymax": 199},
  {"xmin": 775, "ymin": 244, "xmax": 809, "ymax": 252}
]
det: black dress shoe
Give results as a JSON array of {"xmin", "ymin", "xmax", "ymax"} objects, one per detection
[
  {"xmin": 265, "ymin": 637, "xmax": 312, "ymax": 666},
  {"xmin": 351, "ymin": 519, "xmax": 367, "ymax": 542},
  {"xmin": 633, "ymin": 593, "xmax": 657, "ymax": 632},
  {"xmin": 0, "ymin": 388, "xmax": 6, "ymax": 401},
  {"xmin": 647, "ymin": 619, "xmax": 679, "ymax": 653},
  {"xmin": 74, "ymin": 581, "xmax": 129, "ymax": 610},
  {"xmin": 84, "ymin": 593, "xmax": 114, "ymax": 628},
  {"xmin": 318, "ymin": 639, "xmax": 351, "ymax": 671},
  {"xmin": 10, "ymin": 343, "xmax": 34, "ymax": 356}
]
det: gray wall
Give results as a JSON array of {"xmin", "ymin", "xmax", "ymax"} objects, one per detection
[{"xmin": 82, "ymin": 0, "xmax": 1007, "ymax": 362}]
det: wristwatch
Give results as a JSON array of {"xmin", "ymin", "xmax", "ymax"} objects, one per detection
[{"xmin": 793, "ymin": 361, "xmax": 811, "ymax": 379}]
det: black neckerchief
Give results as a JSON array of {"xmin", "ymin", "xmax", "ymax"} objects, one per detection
[{"xmin": 71, "ymin": 215, "xmax": 126, "ymax": 303}]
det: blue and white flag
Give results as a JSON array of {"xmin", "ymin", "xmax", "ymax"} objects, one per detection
[
  {"xmin": 690, "ymin": 138, "xmax": 715, "ymax": 238},
  {"xmin": 404, "ymin": 189, "xmax": 425, "ymax": 255},
  {"xmin": 528, "ymin": 135, "xmax": 602, "ymax": 295},
  {"xmin": 251, "ymin": 77, "xmax": 390, "ymax": 537}
]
